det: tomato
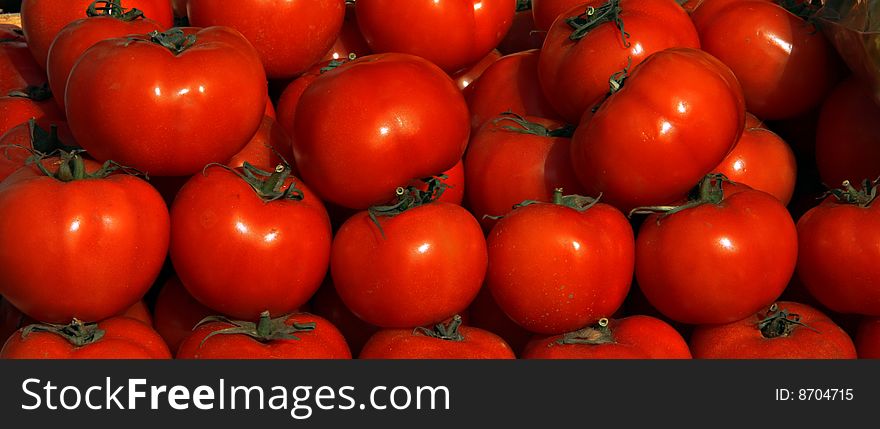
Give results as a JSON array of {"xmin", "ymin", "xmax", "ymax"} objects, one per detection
[
  {"xmin": 465, "ymin": 286, "xmax": 533, "ymax": 355},
  {"xmin": 712, "ymin": 124, "xmax": 797, "ymax": 205},
  {"xmin": 153, "ymin": 276, "xmax": 216, "ymax": 353},
  {"xmin": 360, "ymin": 316, "xmax": 515, "ymax": 359},
  {"xmin": 310, "ymin": 282, "xmax": 380, "ymax": 356},
  {"xmin": 0, "ymin": 25, "xmax": 47, "ymax": 94},
  {"xmin": 497, "ymin": 6, "xmax": 543, "ymax": 54},
  {"xmin": 531, "ymin": 0, "xmax": 584, "ymax": 31},
  {"xmin": 177, "ymin": 312, "xmax": 351, "ymax": 359},
  {"xmin": 0, "ymin": 153, "xmax": 169, "ymax": 323},
  {"xmin": 21, "ymin": 0, "xmax": 173, "ymax": 69},
  {"xmin": 522, "ymin": 316, "xmax": 692, "ymax": 358},
  {"xmin": 1, "ymin": 317, "xmax": 171, "ymax": 359},
  {"xmin": 539, "ymin": 0, "xmax": 700, "ymax": 123},
  {"xmin": 322, "ymin": 2, "xmax": 371, "ymax": 62},
  {"xmin": 66, "ymin": 27, "xmax": 267, "ymax": 176},
  {"xmin": 410, "ymin": 159, "xmax": 465, "ymax": 206},
  {"xmin": 692, "ymin": 0, "xmax": 842, "ymax": 120},
  {"xmin": 275, "ymin": 60, "xmax": 334, "ymax": 139},
  {"xmin": 331, "ymin": 186, "xmax": 487, "ymax": 328},
  {"xmin": 356, "ymin": 0, "xmax": 516, "ymax": 73},
  {"xmin": 570, "ymin": 48, "xmax": 745, "ymax": 211},
  {"xmin": 0, "ymin": 120, "xmax": 78, "ymax": 182},
  {"xmin": 452, "ymin": 49, "xmax": 502, "ymax": 98},
  {"xmin": 188, "ymin": 0, "xmax": 345, "ymax": 79},
  {"xmin": 293, "ymin": 53, "xmax": 469, "ymax": 209},
  {"xmin": 815, "ymin": 77, "xmax": 880, "ymax": 188},
  {"xmin": 634, "ymin": 177, "xmax": 797, "ymax": 325},
  {"xmin": 855, "ymin": 317, "xmax": 880, "ymax": 359},
  {"xmin": 0, "ymin": 85, "xmax": 65, "ymax": 137},
  {"xmin": 690, "ymin": 302, "xmax": 857, "ymax": 359},
  {"xmin": 227, "ymin": 115, "xmax": 293, "ymax": 172},
  {"xmin": 796, "ymin": 179, "xmax": 880, "ymax": 315}
]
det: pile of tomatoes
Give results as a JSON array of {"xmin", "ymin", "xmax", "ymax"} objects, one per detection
[{"xmin": 0, "ymin": 0, "xmax": 878, "ymax": 360}]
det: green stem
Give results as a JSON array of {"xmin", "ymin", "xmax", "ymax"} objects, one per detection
[
  {"xmin": 195, "ymin": 311, "xmax": 317, "ymax": 348},
  {"xmin": 367, "ymin": 175, "xmax": 449, "ymax": 238},
  {"xmin": 413, "ymin": 315, "xmax": 465, "ymax": 341},
  {"xmin": 757, "ymin": 304, "xmax": 819, "ymax": 338},
  {"xmin": 7, "ymin": 83, "xmax": 53, "ymax": 101},
  {"xmin": 86, "ymin": 0, "xmax": 145, "ymax": 21},
  {"xmin": 148, "ymin": 29, "xmax": 196, "ymax": 55},
  {"xmin": 21, "ymin": 319, "xmax": 106, "ymax": 347},
  {"xmin": 566, "ymin": 0, "xmax": 630, "ymax": 46},
  {"xmin": 628, "ymin": 174, "xmax": 728, "ymax": 221},
  {"xmin": 203, "ymin": 162, "xmax": 304, "ymax": 203},
  {"xmin": 492, "ymin": 112, "xmax": 574, "ymax": 138},
  {"xmin": 826, "ymin": 178, "xmax": 878, "ymax": 208},
  {"xmin": 33, "ymin": 150, "xmax": 144, "ymax": 182},
  {"xmin": 556, "ymin": 318, "xmax": 615, "ymax": 345}
]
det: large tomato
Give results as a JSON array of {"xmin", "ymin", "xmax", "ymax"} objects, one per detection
[
  {"xmin": 360, "ymin": 316, "xmax": 515, "ymax": 359},
  {"xmin": 0, "ymin": 25, "xmax": 46, "ymax": 94},
  {"xmin": 293, "ymin": 53, "xmax": 469, "ymax": 209},
  {"xmin": 570, "ymin": 48, "xmax": 745, "ymax": 211},
  {"xmin": 65, "ymin": 27, "xmax": 267, "ymax": 176},
  {"xmin": 188, "ymin": 0, "xmax": 344, "ymax": 79},
  {"xmin": 152, "ymin": 276, "xmax": 214, "ymax": 354},
  {"xmin": 0, "ymin": 153, "xmax": 169, "ymax": 323},
  {"xmin": 355, "ymin": 0, "xmax": 516, "ymax": 73},
  {"xmin": 690, "ymin": 302, "xmax": 857, "ymax": 359},
  {"xmin": 539, "ymin": 0, "xmax": 700, "ymax": 123},
  {"xmin": 855, "ymin": 317, "xmax": 880, "ymax": 359},
  {"xmin": 0, "ymin": 85, "xmax": 65, "ymax": 137}
]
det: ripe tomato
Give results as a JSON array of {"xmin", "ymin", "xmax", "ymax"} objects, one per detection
[
  {"xmin": 356, "ymin": 0, "xmax": 516, "ymax": 73},
  {"xmin": 0, "ymin": 25, "xmax": 47, "ymax": 94},
  {"xmin": 188, "ymin": 0, "xmax": 345, "ymax": 79},
  {"xmin": 360, "ymin": 316, "xmax": 515, "ymax": 359},
  {"xmin": 0, "ymin": 85, "xmax": 65, "ymax": 137},
  {"xmin": 152, "ymin": 276, "xmax": 214, "ymax": 354},
  {"xmin": 310, "ymin": 282, "xmax": 380, "ymax": 356},
  {"xmin": 0, "ymin": 120, "xmax": 78, "ymax": 181},
  {"xmin": 796, "ymin": 179, "xmax": 880, "ymax": 315},
  {"xmin": 855, "ymin": 317, "xmax": 880, "ymax": 359},
  {"xmin": 522, "ymin": 316, "xmax": 692, "ymax": 358},
  {"xmin": 571, "ymin": 48, "xmax": 745, "ymax": 211},
  {"xmin": 690, "ymin": 302, "xmax": 857, "ymax": 359},
  {"xmin": 322, "ymin": 2, "xmax": 371, "ymax": 62},
  {"xmin": 293, "ymin": 53, "xmax": 469, "ymax": 209},
  {"xmin": 635, "ymin": 177, "xmax": 797, "ymax": 325},
  {"xmin": 275, "ymin": 60, "xmax": 338, "ymax": 139},
  {"xmin": 453, "ymin": 49, "xmax": 502, "ymax": 97},
  {"xmin": 171, "ymin": 163, "xmax": 331, "ymax": 320},
  {"xmin": 0, "ymin": 154, "xmax": 169, "ymax": 323},
  {"xmin": 539, "ymin": 0, "xmax": 700, "ymax": 123},
  {"xmin": 531, "ymin": 0, "xmax": 584, "ymax": 31},
  {"xmin": 410, "ymin": 159, "xmax": 466, "ymax": 206},
  {"xmin": 712, "ymin": 123, "xmax": 797, "ymax": 205},
  {"xmin": 65, "ymin": 27, "xmax": 267, "ymax": 176},
  {"xmin": 227, "ymin": 115, "xmax": 293, "ymax": 172},
  {"xmin": 1, "ymin": 317, "xmax": 171, "ymax": 359},
  {"xmin": 177, "ymin": 312, "xmax": 351, "ymax": 359}
]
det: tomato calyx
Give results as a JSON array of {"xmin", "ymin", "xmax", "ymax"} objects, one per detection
[
  {"xmin": 204, "ymin": 162, "xmax": 304, "ymax": 203},
  {"xmin": 590, "ymin": 56, "xmax": 633, "ymax": 113},
  {"xmin": 629, "ymin": 174, "xmax": 728, "ymax": 221},
  {"xmin": 33, "ymin": 150, "xmax": 142, "ymax": 182},
  {"xmin": 7, "ymin": 83, "xmax": 54, "ymax": 102},
  {"xmin": 86, "ymin": 0, "xmax": 145, "ymax": 21},
  {"xmin": 566, "ymin": 0, "xmax": 631, "ymax": 45},
  {"xmin": 413, "ymin": 315, "xmax": 465, "ymax": 342},
  {"xmin": 826, "ymin": 178, "xmax": 878, "ymax": 208},
  {"xmin": 21, "ymin": 119, "xmax": 81, "ymax": 155},
  {"xmin": 148, "ymin": 29, "xmax": 196, "ymax": 55},
  {"xmin": 195, "ymin": 311, "xmax": 317, "ymax": 347},
  {"xmin": 21, "ymin": 319, "xmax": 106, "ymax": 347},
  {"xmin": 367, "ymin": 175, "xmax": 449, "ymax": 237},
  {"xmin": 556, "ymin": 318, "xmax": 615, "ymax": 345},
  {"xmin": 320, "ymin": 53, "xmax": 357, "ymax": 73},
  {"xmin": 757, "ymin": 304, "xmax": 819, "ymax": 339},
  {"xmin": 493, "ymin": 112, "xmax": 575, "ymax": 138}
]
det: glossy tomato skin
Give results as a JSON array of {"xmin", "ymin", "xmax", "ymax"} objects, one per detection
[
  {"xmin": 453, "ymin": 49, "xmax": 502, "ymax": 98},
  {"xmin": 359, "ymin": 326, "xmax": 516, "ymax": 359},
  {"xmin": 153, "ymin": 276, "xmax": 214, "ymax": 354},
  {"xmin": 331, "ymin": 203, "xmax": 487, "ymax": 328},
  {"xmin": 170, "ymin": 166, "xmax": 332, "ymax": 320},
  {"xmin": 0, "ymin": 26, "xmax": 47, "ymax": 94},
  {"xmin": 322, "ymin": 2, "xmax": 371, "ymax": 62},
  {"xmin": 293, "ymin": 53, "xmax": 469, "ymax": 209},
  {"xmin": 571, "ymin": 48, "xmax": 745, "ymax": 211},
  {"xmin": 0, "ymin": 92, "xmax": 65, "ymax": 137},
  {"xmin": 227, "ymin": 115, "xmax": 294, "ymax": 172},
  {"xmin": 1, "ymin": 317, "xmax": 172, "ymax": 359},
  {"xmin": 0, "ymin": 158, "xmax": 170, "ymax": 323},
  {"xmin": 690, "ymin": 302, "xmax": 857, "ymax": 359},
  {"xmin": 65, "ymin": 27, "xmax": 267, "ymax": 176},
  {"xmin": 713, "ymin": 125, "xmax": 797, "ymax": 205},
  {"xmin": 275, "ymin": 61, "xmax": 330, "ymax": 138},
  {"xmin": 522, "ymin": 316, "xmax": 692, "ymax": 359},
  {"xmin": 356, "ymin": 0, "xmax": 515, "ymax": 73},
  {"xmin": 539, "ymin": 0, "xmax": 700, "ymax": 123},
  {"xmin": 177, "ymin": 313, "xmax": 351, "ymax": 359},
  {"xmin": 636, "ymin": 183, "xmax": 797, "ymax": 325},
  {"xmin": 855, "ymin": 318, "xmax": 880, "ymax": 358}
]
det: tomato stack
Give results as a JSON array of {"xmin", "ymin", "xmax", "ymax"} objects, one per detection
[{"xmin": 0, "ymin": 0, "xmax": 878, "ymax": 360}]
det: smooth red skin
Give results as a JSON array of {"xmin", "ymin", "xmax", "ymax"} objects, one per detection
[
  {"xmin": 153, "ymin": 276, "xmax": 214, "ymax": 354},
  {"xmin": 713, "ymin": 126, "xmax": 797, "ymax": 205},
  {"xmin": 636, "ymin": 184, "xmax": 797, "ymax": 325},
  {"xmin": 0, "ymin": 159, "xmax": 170, "ymax": 323},
  {"xmin": 188, "ymin": 0, "xmax": 345, "ymax": 79},
  {"xmin": 466, "ymin": 286, "xmax": 533, "ymax": 355},
  {"xmin": 693, "ymin": 0, "xmax": 840, "ymax": 120},
  {"xmin": 20, "ymin": 0, "xmax": 173, "ymax": 69},
  {"xmin": 531, "ymin": 0, "xmax": 585, "ymax": 31},
  {"xmin": 360, "ymin": 326, "xmax": 515, "ymax": 359},
  {"xmin": 855, "ymin": 318, "xmax": 880, "ymax": 359},
  {"xmin": 497, "ymin": 9, "xmax": 543, "ymax": 54},
  {"xmin": 0, "ymin": 95, "xmax": 65, "ymax": 137},
  {"xmin": 571, "ymin": 48, "xmax": 745, "ymax": 211},
  {"xmin": 322, "ymin": 2, "xmax": 371, "ymax": 62},
  {"xmin": 119, "ymin": 301, "xmax": 152, "ymax": 326},
  {"xmin": 310, "ymin": 282, "xmax": 380, "ymax": 356},
  {"xmin": 522, "ymin": 316, "xmax": 693, "ymax": 359},
  {"xmin": 467, "ymin": 50, "xmax": 560, "ymax": 136},
  {"xmin": 453, "ymin": 49, "xmax": 502, "ymax": 98},
  {"xmin": 465, "ymin": 116, "xmax": 583, "ymax": 230},
  {"xmin": 815, "ymin": 77, "xmax": 880, "ymax": 188},
  {"xmin": 487, "ymin": 202, "xmax": 634, "ymax": 334},
  {"xmin": 1, "ymin": 317, "xmax": 172, "ymax": 359},
  {"xmin": 177, "ymin": 313, "xmax": 351, "ymax": 359},
  {"xmin": 65, "ymin": 27, "xmax": 267, "ymax": 176},
  {"xmin": 796, "ymin": 197, "xmax": 880, "ymax": 315},
  {"xmin": 539, "ymin": 0, "xmax": 700, "ymax": 123},
  {"xmin": 356, "ymin": 0, "xmax": 515, "ymax": 73},
  {"xmin": 275, "ymin": 61, "xmax": 326, "ymax": 139},
  {"xmin": 690, "ymin": 302, "xmax": 857, "ymax": 359},
  {"xmin": 410, "ymin": 159, "xmax": 465, "ymax": 206},
  {"xmin": 294, "ymin": 53, "xmax": 470, "ymax": 209},
  {"xmin": 47, "ymin": 16, "xmax": 163, "ymax": 110},
  {"xmin": 227, "ymin": 115, "xmax": 294, "ymax": 172},
  {"xmin": 0, "ymin": 27, "xmax": 47, "ymax": 94},
  {"xmin": 331, "ymin": 203, "xmax": 488, "ymax": 328}
]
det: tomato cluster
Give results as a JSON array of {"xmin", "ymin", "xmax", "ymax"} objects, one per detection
[{"xmin": 0, "ymin": 0, "xmax": 877, "ymax": 360}]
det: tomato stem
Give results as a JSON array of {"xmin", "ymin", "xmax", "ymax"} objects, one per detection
[
  {"xmin": 203, "ymin": 162, "xmax": 305, "ymax": 203},
  {"xmin": 21, "ymin": 319, "xmax": 106, "ymax": 347},
  {"xmin": 757, "ymin": 304, "xmax": 819, "ymax": 338},
  {"xmin": 195, "ymin": 311, "xmax": 317, "ymax": 348},
  {"xmin": 33, "ymin": 151, "xmax": 145, "ymax": 182},
  {"xmin": 413, "ymin": 315, "xmax": 465, "ymax": 342},
  {"xmin": 566, "ymin": 0, "xmax": 630, "ymax": 46},
  {"xmin": 367, "ymin": 175, "xmax": 449, "ymax": 238},
  {"xmin": 628, "ymin": 174, "xmax": 728, "ymax": 221},
  {"xmin": 86, "ymin": 0, "xmax": 145, "ymax": 21},
  {"xmin": 148, "ymin": 29, "xmax": 196, "ymax": 54},
  {"xmin": 320, "ymin": 53, "xmax": 357, "ymax": 73},
  {"xmin": 591, "ymin": 56, "xmax": 633, "ymax": 113},
  {"xmin": 492, "ymin": 111, "xmax": 574, "ymax": 137},
  {"xmin": 826, "ymin": 178, "xmax": 878, "ymax": 208},
  {"xmin": 556, "ymin": 318, "xmax": 615, "ymax": 345}
]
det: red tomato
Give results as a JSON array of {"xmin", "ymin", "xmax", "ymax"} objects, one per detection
[
  {"xmin": 465, "ymin": 286, "xmax": 533, "ymax": 355},
  {"xmin": 0, "ymin": 154, "xmax": 169, "ymax": 323},
  {"xmin": 712, "ymin": 124, "xmax": 797, "ymax": 205},
  {"xmin": 275, "ymin": 60, "xmax": 334, "ymax": 139},
  {"xmin": 171, "ymin": 163, "xmax": 331, "ymax": 320},
  {"xmin": 690, "ymin": 302, "xmax": 857, "ymax": 359},
  {"xmin": 187, "ymin": 0, "xmax": 345, "ymax": 79},
  {"xmin": 0, "ymin": 120, "xmax": 78, "ymax": 181},
  {"xmin": 177, "ymin": 312, "xmax": 351, "ymax": 359},
  {"xmin": 409, "ymin": 159, "xmax": 465, "ymax": 206},
  {"xmin": 635, "ymin": 178, "xmax": 797, "ymax": 325},
  {"xmin": 360, "ymin": 316, "xmax": 515, "ymax": 359},
  {"xmin": 310, "ymin": 282, "xmax": 380, "ymax": 356},
  {"xmin": 855, "ymin": 317, "xmax": 880, "ymax": 359},
  {"xmin": 453, "ymin": 49, "xmax": 502, "ymax": 98},
  {"xmin": 65, "ymin": 27, "xmax": 267, "ymax": 176},
  {"xmin": 570, "ymin": 48, "xmax": 745, "ymax": 211},
  {"xmin": 227, "ymin": 115, "xmax": 293, "ymax": 172},
  {"xmin": 539, "ymin": 0, "xmax": 700, "ymax": 123},
  {"xmin": 356, "ymin": 0, "xmax": 516, "ymax": 73},
  {"xmin": 531, "ymin": 0, "xmax": 585, "ymax": 31},
  {"xmin": 497, "ymin": 7, "xmax": 543, "ymax": 54},
  {"xmin": 322, "ymin": 2, "xmax": 371, "ymax": 62},
  {"xmin": 522, "ymin": 316, "xmax": 692, "ymax": 358},
  {"xmin": 691, "ymin": 0, "xmax": 841, "ymax": 120},
  {"xmin": 1, "ymin": 317, "xmax": 171, "ymax": 359},
  {"xmin": 153, "ymin": 276, "xmax": 215, "ymax": 353},
  {"xmin": 796, "ymin": 179, "xmax": 880, "ymax": 315},
  {"xmin": 0, "ymin": 25, "xmax": 47, "ymax": 94},
  {"xmin": 0, "ymin": 86, "xmax": 65, "ymax": 137},
  {"xmin": 293, "ymin": 53, "xmax": 469, "ymax": 209}
]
